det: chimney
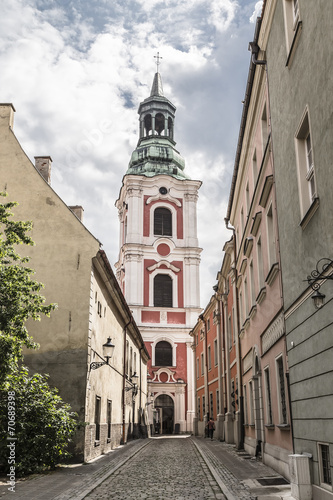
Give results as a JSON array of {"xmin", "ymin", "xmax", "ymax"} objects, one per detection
[
  {"xmin": 69, "ymin": 205, "xmax": 84, "ymax": 222},
  {"xmin": 35, "ymin": 156, "xmax": 52, "ymax": 184},
  {"xmin": 0, "ymin": 103, "xmax": 16, "ymax": 129}
]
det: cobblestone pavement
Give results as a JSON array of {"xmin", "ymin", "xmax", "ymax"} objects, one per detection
[{"xmin": 85, "ymin": 437, "xmax": 226, "ymax": 500}]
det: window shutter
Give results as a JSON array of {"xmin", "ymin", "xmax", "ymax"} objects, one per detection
[
  {"xmin": 154, "ymin": 274, "xmax": 173, "ymax": 307},
  {"xmin": 154, "ymin": 208, "xmax": 172, "ymax": 236}
]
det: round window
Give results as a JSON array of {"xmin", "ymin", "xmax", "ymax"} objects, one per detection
[{"xmin": 159, "ymin": 187, "xmax": 168, "ymax": 195}]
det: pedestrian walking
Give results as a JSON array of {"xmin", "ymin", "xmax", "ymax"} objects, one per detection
[{"xmin": 207, "ymin": 417, "xmax": 215, "ymax": 440}]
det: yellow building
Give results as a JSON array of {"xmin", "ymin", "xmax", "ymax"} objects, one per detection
[{"xmin": 0, "ymin": 103, "xmax": 149, "ymax": 461}]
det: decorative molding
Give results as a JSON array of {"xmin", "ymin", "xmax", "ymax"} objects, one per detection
[
  {"xmin": 147, "ymin": 260, "xmax": 181, "ymax": 273},
  {"xmin": 261, "ymin": 312, "xmax": 285, "ymax": 355},
  {"xmin": 249, "ymin": 304, "xmax": 257, "ymax": 319},
  {"xmin": 243, "ymin": 237, "xmax": 254, "ymax": 258},
  {"xmin": 184, "ymin": 192, "xmax": 198, "ymax": 203},
  {"xmin": 146, "ymin": 193, "xmax": 182, "ymax": 207},
  {"xmin": 300, "ymin": 197, "xmax": 320, "ymax": 230},
  {"xmin": 256, "ymin": 286, "xmax": 266, "ymax": 305},
  {"xmin": 243, "ymin": 317, "xmax": 250, "ymax": 331},
  {"xmin": 250, "ymin": 211, "xmax": 262, "ymax": 236},
  {"xmin": 259, "ymin": 175, "xmax": 273, "ymax": 208},
  {"xmin": 240, "ymin": 258, "xmax": 247, "ymax": 275},
  {"xmin": 265, "ymin": 262, "xmax": 279, "ymax": 286},
  {"xmin": 243, "ymin": 349, "xmax": 253, "ymax": 374},
  {"xmin": 151, "ymin": 367, "xmax": 177, "ymax": 383}
]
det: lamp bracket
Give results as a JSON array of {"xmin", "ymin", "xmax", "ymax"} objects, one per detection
[
  {"xmin": 90, "ymin": 361, "xmax": 106, "ymax": 370},
  {"xmin": 306, "ymin": 258, "xmax": 333, "ymax": 291}
]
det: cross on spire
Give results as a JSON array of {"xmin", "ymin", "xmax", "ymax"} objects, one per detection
[{"xmin": 154, "ymin": 51, "xmax": 162, "ymax": 72}]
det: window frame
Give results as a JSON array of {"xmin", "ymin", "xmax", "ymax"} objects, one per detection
[
  {"xmin": 153, "ymin": 273, "xmax": 173, "ymax": 307},
  {"xmin": 154, "ymin": 206, "xmax": 172, "ymax": 237},
  {"xmin": 318, "ymin": 443, "xmax": 332, "ymax": 490},
  {"xmin": 155, "ymin": 340, "xmax": 173, "ymax": 367},
  {"xmin": 275, "ymin": 355, "xmax": 288, "ymax": 425}
]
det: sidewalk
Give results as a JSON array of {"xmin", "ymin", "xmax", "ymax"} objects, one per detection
[
  {"xmin": 192, "ymin": 436, "xmax": 295, "ymax": 500},
  {"xmin": 0, "ymin": 439, "xmax": 150, "ymax": 500}
]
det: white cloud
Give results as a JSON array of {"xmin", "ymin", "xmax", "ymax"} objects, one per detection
[
  {"xmin": 250, "ymin": 1, "xmax": 263, "ymax": 23},
  {"xmin": 0, "ymin": 0, "xmax": 258, "ymax": 306}
]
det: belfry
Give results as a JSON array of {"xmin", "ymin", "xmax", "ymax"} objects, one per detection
[{"xmin": 115, "ymin": 62, "xmax": 202, "ymax": 434}]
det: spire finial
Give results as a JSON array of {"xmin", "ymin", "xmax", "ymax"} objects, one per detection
[{"xmin": 154, "ymin": 51, "xmax": 162, "ymax": 72}]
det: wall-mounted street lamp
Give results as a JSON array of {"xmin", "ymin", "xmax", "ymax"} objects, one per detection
[
  {"xmin": 306, "ymin": 258, "xmax": 333, "ymax": 309},
  {"xmin": 125, "ymin": 372, "xmax": 139, "ymax": 395},
  {"xmin": 90, "ymin": 337, "xmax": 115, "ymax": 370}
]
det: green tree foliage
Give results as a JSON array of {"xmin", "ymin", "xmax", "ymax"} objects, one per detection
[
  {"xmin": 0, "ymin": 193, "xmax": 56, "ymax": 384},
  {"xmin": 0, "ymin": 367, "xmax": 78, "ymax": 475}
]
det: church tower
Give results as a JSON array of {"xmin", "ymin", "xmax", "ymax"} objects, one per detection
[{"xmin": 115, "ymin": 63, "xmax": 201, "ymax": 434}]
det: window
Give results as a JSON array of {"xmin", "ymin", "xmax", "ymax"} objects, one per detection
[
  {"xmin": 261, "ymin": 103, "xmax": 268, "ymax": 151},
  {"xmin": 276, "ymin": 356, "xmax": 288, "ymax": 424},
  {"xmin": 107, "ymin": 400, "xmax": 112, "ymax": 441},
  {"xmin": 126, "ymin": 341, "xmax": 129, "ymax": 376},
  {"xmin": 207, "ymin": 318, "xmax": 210, "ymax": 331},
  {"xmin": 208, "ymin": 345, "xmax": 211, "ymax": 370},
  {"xmin": 214, "ymin": 339, "xmax": 218, "ymax": 366},
  {"xmin": 97, "ymin": 301, "xmax": 102, "ymax": 317},
  {"xmin": 295, "ymin": 110, "xmax": 318, "ymax": 222},
  {"xmin": 95, "ymin": 396, "xmax": 101, "ymax": 442},
  {"xmin": 318, "ymin": 443, "xmax": 332, "ymax": 488},
  {"xmin": 239, "ymin": 291, "xmax": 243, "ymax": 326},
  {"xmin": 154, "ymin": 207, "xmax": 172, "ymax": 236},
  {"xmin": 133, "ymin": 352, "xmax": 137, "ymax": 375},
  {"xmin": 249, "ymin": 260, "xmax": 256, "ymax": 306},
  {"xmin": 232, "ymin": 308, "xmax": 236, "ymax": 344},
  {"xmin": 257, "ymin": 236, "xmax": 264, "ymax": 291},
  {"xmin": 154, "ymin": 274, "xmax": 173, "ymax": 307},
  {"xmin": 216, "ymin": 390, "xmax": 220, "ymax": 415},
  {"xmin": 210, "ymin": 393, "xmax": 214, "ymax": 419},
  {"xmin": 253, "ymin": 149, "xmax": 258, "ymax": 186},
  {"xmin": 201, "ymin": 353, "xmax": 204, "ymax": 376},
  {"xmin": 155, "ymin": 341, "xmax": 172, "ymax": 366},
  {"xmin": 196, "ymin": 358, "xmax": 199, "ymax": 378},
  {"xmin": 198, "ymin": 397, "xmax": 201, "ymax": 420},
  {"xmin": 244, "ymin": 278, "xmax": 249, "ymax": 320},
  {"xmin": 246, "ymin": 182, "xmax": 250, "ymax": 215},
  {"xmin": 227, "ymin": 314, "xmax": 232, "ymax": 349},
  {"xmin": 202, "ymin": 396, "xmax": 205, "ymax": 418},
  {"xmin": 283, "ymin": 0, "xmax": 301, "ymax": 54},
  {"xmin": 130, "ymin": 346, "xmax": 133, "ymax": 377},
  {"xmin": 243, "ymin": 385, "xmax": 248, "ymax": 425},
  {"xmin": 264, "ymin": 367, "xmax": 273, "ymax": 425},
  {"xmin": 249, "ymin": 381, "xmax": 254, "ymax": 425},
  {"xmin": 266, "ymin": 204, "xmax": 276, "ymax": 270}
]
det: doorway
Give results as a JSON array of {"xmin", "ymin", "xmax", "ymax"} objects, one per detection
[{"xmin": 155, "ymin": 394, "xmax": 174, "ymax": 434}]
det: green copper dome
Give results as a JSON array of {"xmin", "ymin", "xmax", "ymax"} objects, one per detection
[{"xmin": 126, "ymin": 72, "xmax": 190, "ymax": 180}]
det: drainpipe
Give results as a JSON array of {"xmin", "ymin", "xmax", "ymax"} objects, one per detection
[
  {"xmin": 248, "ymin": 41, "xmax": 267, "ymax": 66},
  {"xmin": 199, "ymin": 314, "xmax": 209, "ymax": 425},
  {"xmin": 122, "ymin": 317, "xmax": 132, "ymax": 444},
  {"xmin": 225, "ymin": 219, "xmax": 244, "ymax": 449}
]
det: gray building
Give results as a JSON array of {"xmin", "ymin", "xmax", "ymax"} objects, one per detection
[{"xmin": 258, "ymin": 0, "xmax": 333, "ymax": 498}]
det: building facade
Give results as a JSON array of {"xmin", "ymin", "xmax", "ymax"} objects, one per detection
[
  {"xmin": 0, "ymin": 103, "xmax": 149, "ymax": 461},
  {"xmin": 263, "ymin": 0, "xmax": 333, "ymax": 497},
  {"xmin": 115, "ymin": 72, "xmax": 202, "ymax": 434}
]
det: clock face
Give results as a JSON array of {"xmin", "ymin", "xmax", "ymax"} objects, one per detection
[{"xmin": 159, "ymin": 187, "xmax": 168, "ymax": 195}]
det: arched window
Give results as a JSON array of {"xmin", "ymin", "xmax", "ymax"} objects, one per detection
[
  {"xmin": 155, "ymin": 113, "xmax": 165, "ymax": 135},
  {"xmin": 155, "ymin": 341, "xmax": 173, "ymax": 366},
  {"xmin": 154, "ymin": 274, "xmax": 173, "ymax": 307},
  {"xmin": 154, "ymin": 207, "xmax": 172, "ymax": 236},
  {"xmin": 144, "ymin": 114, "xmax": 152, "ymax": 135}
]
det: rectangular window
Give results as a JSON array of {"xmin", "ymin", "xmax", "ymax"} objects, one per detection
[
  {"xmin": 196, "ymin": 358, "xmax": 199, "ymax": 378},
  {"xmin": 216, "ymin": 390, "xmax": 220, "ymax": 415},
  {"xmin": 130, "ymin": 346, "xmax": 133, "ymax": 377},
  {"xmin": 257, "ymin": 236, "xmax": 264, "ymax": 291},
  {"xmin": 198, "ymin": 397, "xmax": 201, "ymax": 421},
  {"xmin": 318, "ymin": 443, "xmax": 332, "ymax": 487},
  {"xmin": 243, "ymin": 384, "xmax": 248, "ymax": 425},
  {"xmin": 261, "ymin": 103, "xmax": 269, "ymax": 151},
  {"xmin": 253, "ymin": 149, "xmax": 258, "ymax": 186},
  {"xmin": 95, "ymin": 396, "xmax": 101, "ymax": 442},
  {"xmin": 228, "ymin": 314, "xmax": 232, "ymax": 349},
  {"xmin": 244, "ymin": 278, "xmax": 249, "ymax": 320},
  {"xmin": 283, "ymin": 0, "xmax": 301, "ymax": 53},
  {"xmin": 249, "ymin": 381, "xmax": 254, "ymax": 425},
  {"xmin": 201, "ymin": 353, "xmax": 204, "ymax": 376},
  {"xmin": 249, "ymin": 260, "xmax": 256, "ymax": 306},
  {"xmin": 264, "ymin": 367, "xmax": 273, "ymax": 425},
  {"xmin": 208, "ymin": 345, "xmax": 211, "ymax": 370},
  {"xmin": 232, "ymin": 307, "xmax": 236, "ymax": 344},
  {"xmin": 107, "ymin": 400, "xmax": 112, "ymax": 440},
  {"xmin": 214, "ymin": 339, "xmax": 218, "ymax": 366},
  {"xmin": 266, "ymin": 204, "xmax": 276, "ymax": 270},
  {"xmin": 207, "ymin": 318, "xmax": 210, "ymax": 331},
  {"xmin": 126, "ymin": 341, "xmax": 129, "ymax": 376},
  {"xmin": 295, "ymin": 109, "xmax": 317, "ymax": 222},
  {"xmin": 276, "ymin": 356, "xmax": 288, "ymax": 424},
  {"xmin": 202, "ymin": 396, "xmax": 205, "ymax": 419},
  {"xmin": 239, "ymin": 291, "xmax": 243, "ymax": 327},
  {"xmin": 210, "ymin": 393, "xmax": 214, "ymax": 419}
]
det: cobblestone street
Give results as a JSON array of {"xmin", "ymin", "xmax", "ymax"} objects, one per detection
[{"xmin": 85, "ymin": 437, "xmax": 225, "ymax": 500}]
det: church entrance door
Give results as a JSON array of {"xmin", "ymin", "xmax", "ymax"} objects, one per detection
[{"xmin": 155, "ymin": 394, "xmax": 174, "ymax": 434}]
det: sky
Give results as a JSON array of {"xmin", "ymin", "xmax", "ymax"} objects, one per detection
[{"xmin": 0, "ymin": 0, "xmax": 263, "ymax": 307}]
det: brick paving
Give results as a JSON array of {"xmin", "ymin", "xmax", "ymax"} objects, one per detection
[{"xmin": 85, "ymin": 437, "xmax": 226, "ymax": 500}]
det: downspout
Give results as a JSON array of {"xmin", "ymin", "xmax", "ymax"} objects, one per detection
[
  {"xmin": 225, "ymin": 219, "xmax": 244, "ymax": 449},
  {"xmin": 199, "ymin": 314, "xmax": 209, "ymax": 422},
  {"xmin": 218, "ymin": 291, "xmax": 227, "ymax": 439},
  {"xmin": 122, "ymin": 317, "xmax": 132, "ymax": 444}
]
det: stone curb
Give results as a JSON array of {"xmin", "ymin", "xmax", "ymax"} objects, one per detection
[
  {"xmin": 53, "ymin": 440, "xmax": 152, "ymax": 500},
  {"xmin": 191, "ymin": 438, "xmax": 237, "ymax": 500}
]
